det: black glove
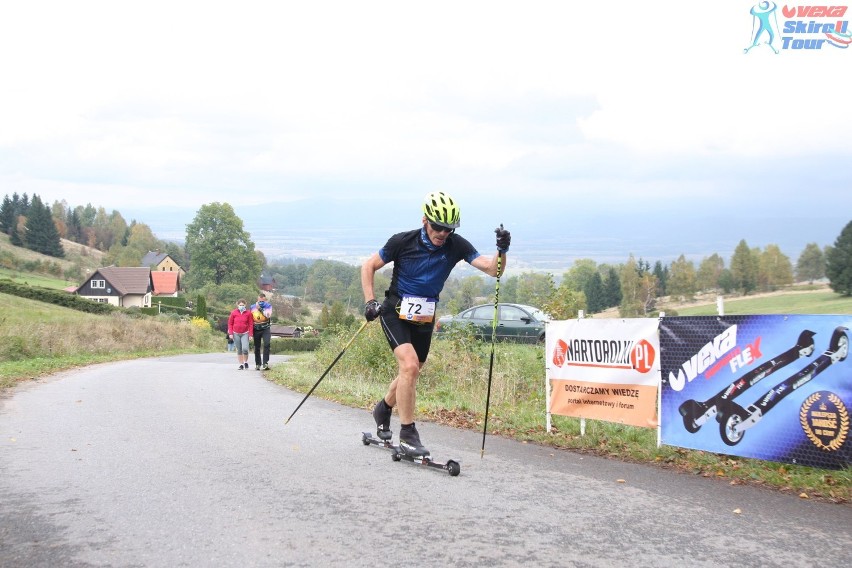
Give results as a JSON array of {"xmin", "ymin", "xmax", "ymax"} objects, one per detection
[
  {"xmin": 364, "ymin": 299, "xmax": 382, "ymax": 322},
  {"xmin": 495, "ymin": 224, "xmax": 511, "ymax": 253}
]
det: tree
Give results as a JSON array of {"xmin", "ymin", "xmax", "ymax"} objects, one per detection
[
  {"xmin": 516, "ymin": 272, "xmax": 555, "ymax": 308},
  {"xmin": 583, "ymin": 271, "xmax": 606, "ymax": 313},
  {"xmin": 563, "ymin": 259, "xmax": 597, "ymax": 292},
  {"xmin": 184, "ymin": 202, "xmax": 262, "ymax": 289},
  {"xmin": 603, "ymin": 266, "xmax": 622, "ymax": 308},
  {"xmin": 667, "ymin": 255, "xmax": 697, "ymax": 301},
  {"xmin": 730, "ymin": 239, "xmax": 759, "ymax": 294},
  {"xmin": 652, "ymin": 261, "xmax": 669, "ymax": 296},
  {"xmin": 697, "ymin": 253, "xmax": 725, "ymax": 292},
  {"xmin": 542, "ymin": 285, "xmax": 586, "ymax": 320},
  {"xmin": 0, "ymin": 195, "xmax": 15, "ymax": 235},
  {"xmin": 619, "ymin": 255, "xmax": 642, "ymax": 316},
  {"xmin": 826, "ymin": 220, "xmax": 852, "ymax": 296},
  {"xmin": 23, "ymin": 195, "xmax": 65, "ymax": 258},
  {"xmin": 195, "ymin": 294, "xmax": 208, "ymax": 319},
  {"xmin": 758, "ymin": 244, "xmax": 793, "ymax": 291},
  {"xmin": 796, "ymin": 243, "xmax": 826, "ymax": 283}
]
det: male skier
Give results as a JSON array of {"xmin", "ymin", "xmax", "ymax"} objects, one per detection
[{"xmin": 361, "ymin": 191, "xmax": 511, "ymax": 457}]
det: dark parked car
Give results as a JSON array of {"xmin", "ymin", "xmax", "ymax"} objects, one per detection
[{"xmin": 434, "ymin": 303, "xmax": 550, "ymax": 344}]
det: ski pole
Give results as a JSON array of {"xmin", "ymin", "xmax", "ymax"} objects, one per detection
[
  {"xmin": 285, "ymin": 320, "xmax": 369, "ymax": 424},
  {"xmin": 481, "ymin": 252, "xmax": 502, "ymax": 458}
]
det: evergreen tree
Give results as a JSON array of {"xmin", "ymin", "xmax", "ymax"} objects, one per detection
[
  {"xmin": 826, "ymin": 220, "xmax": 852, "ymax": 296},
  {"xmin": 730, "ymin": 239, "xmax": 759, "ymax": 294},
  {"xmin": 604, "ymin": 266, "xmax": 622, "ymax": 308},
  {"xmin": 23, "ymin": 195, "xmax": 65, "ymax": 257},
  {"xmin": 0, "ymin": 195, "xmax": 15, "ymax": 235},
  {"xmin": 652, "ymin": 261, "xmax": 668, "ymax": 296},
  {"xmin": 583, "ymin": 271, "xmax": 606, "ymax": 313},
  {"xmin": 796, "ymin": 243, "xmax": 826, "ymax": 283},
  {"xmin": 195, "ymin": 294, "xmax": 208, "ymax": 319}
]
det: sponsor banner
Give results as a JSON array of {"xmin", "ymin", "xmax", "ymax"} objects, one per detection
[
  {"xmin": 660, "ymin": 315, "xmax": 851, "ymax": 469},
  {"xmin": 546, "ymin": 319, "xmax": 660, "ymax": 428}
]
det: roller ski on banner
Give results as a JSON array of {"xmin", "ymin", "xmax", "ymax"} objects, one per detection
[
  {"xmin": 717, "ymin": 326, "xmax": 849, "ymax": 446},
  {"xmin": 678, "ymin": 329, "xmax": 817, "ymax": 433},
  {"xmin": 361, "ymin": 433, "xmax": 461, "ymax": 476}
]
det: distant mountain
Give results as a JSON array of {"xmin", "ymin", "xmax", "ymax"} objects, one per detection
[{"xmin": 124, "ymin": 199, "xmax": 848, "ymax": 272}]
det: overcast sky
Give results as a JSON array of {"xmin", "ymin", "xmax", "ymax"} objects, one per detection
[{"xmin": 1, "ymin": 1, "xmax": 850, "ymax": 255}]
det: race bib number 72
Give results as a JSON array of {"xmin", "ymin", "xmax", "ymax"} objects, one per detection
[{"xmin": 399, "ymin": 296, "xmax": 437, "ymax": 323}]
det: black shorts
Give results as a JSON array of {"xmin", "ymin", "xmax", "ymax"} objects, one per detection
[{"xmin": 379, "ymin": 296, "xmax": 435, "ymax": 363}]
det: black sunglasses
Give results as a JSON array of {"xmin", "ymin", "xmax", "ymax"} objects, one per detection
[{"xmin": 429, "ymin": 222, "xmax": 454, "ymax": 234}]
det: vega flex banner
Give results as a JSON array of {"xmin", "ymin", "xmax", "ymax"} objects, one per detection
[{"xmin": 660, "ymin": 315, "xmax": 851, "ymax": 469}]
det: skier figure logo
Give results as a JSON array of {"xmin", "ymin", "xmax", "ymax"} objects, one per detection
[{"xmin": 745, "ymin": 1, "xmax": 780, "ymax": 53}]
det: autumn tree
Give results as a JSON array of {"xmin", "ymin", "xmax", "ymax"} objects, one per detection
[
  {"xmin": 697, "ymin": 253, "xmax": 725, "ymax": 292},
  {"xmin": 667, "ymin": 255, "xmax": 697, "ymax": 301},
  {"xmin": 758, "ymin": 244, "xmax": 793, "ymax": 291}
]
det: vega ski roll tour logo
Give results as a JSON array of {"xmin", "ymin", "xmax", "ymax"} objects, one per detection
[{"xmin": 744, "ymin": 2, "xmax": 851, "ymax": 53}]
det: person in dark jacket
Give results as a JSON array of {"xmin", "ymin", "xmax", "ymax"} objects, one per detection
[
  {"xmin": 250, "ymin": 293, "xmax": 273, "ymax": 370},
  {"xmin": 360, "ymin": 191, "xmax": 510, "ymax": 457}
]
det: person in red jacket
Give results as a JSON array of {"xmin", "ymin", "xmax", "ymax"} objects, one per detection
[{"xmin": 227, "ymin": 299, "xmax": 254, "ymax": 370}]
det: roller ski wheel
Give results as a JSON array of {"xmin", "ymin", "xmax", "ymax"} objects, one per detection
[
  {"xmin": 362, "ymin": 433, "xmax": 461, "ymax": 476},
  {"xmin": 719, "ymin": 402, "xmax": 750, "ymax": 446}
]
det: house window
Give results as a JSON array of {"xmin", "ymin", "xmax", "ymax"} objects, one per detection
[
  {"xmin": 92, "ymin": 279, "xmax": 106, "ymax": 289},
  {"xmin": 95, "ymin": 298, "xmax": 109, "ymax": 304}
]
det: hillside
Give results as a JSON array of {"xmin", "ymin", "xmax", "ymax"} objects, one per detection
[{"xmin": 0, "ymin": 232, "xmax": 105, "ymax": 288}]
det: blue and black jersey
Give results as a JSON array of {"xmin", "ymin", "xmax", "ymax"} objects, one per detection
[{"xmin": 378, "ymin": 228, "xmax": 480, "ymax": 300}]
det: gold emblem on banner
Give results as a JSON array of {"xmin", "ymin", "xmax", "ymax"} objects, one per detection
[{"xmin": 799, "ymin": 391, "xmax": 849, "ymax": 452}]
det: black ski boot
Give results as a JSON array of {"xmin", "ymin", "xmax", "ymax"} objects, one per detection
[
  {"xmin": 399, "ymin": 423, "xmax": 430, "ymax": 458},
  {"xmin": 372, "ymin": 398, "xmax": 393, "ymax": 441}
]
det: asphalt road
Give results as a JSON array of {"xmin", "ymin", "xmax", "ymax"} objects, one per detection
[{"xmin": 1, "ymin": 353, "xmax": 850, "ymax": 568}]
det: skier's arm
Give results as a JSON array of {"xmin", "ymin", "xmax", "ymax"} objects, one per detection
[
  {"xmin": 472, "ymin": 252, "xmax": 506, "ymax": 277},
  {"xmin": 361, "ymin": 252, "xmax": 387, "ymax": 303}
]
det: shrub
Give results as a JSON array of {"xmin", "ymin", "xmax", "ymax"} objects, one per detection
[{"xmin": 190, "ymin": 317, "xmax": 212, "ymax": 331}]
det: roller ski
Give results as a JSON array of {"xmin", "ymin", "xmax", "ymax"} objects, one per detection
[
  {"xmin": 717, "ymin": 327, "xmax": 849, "ymax": 446},
  {"xmin": 678, "ymin": 330, "xmax": 817, "ymax": 433},
  {"xmin": 361, "ymin": 428, "xmax": 461, "ymax": 477}
]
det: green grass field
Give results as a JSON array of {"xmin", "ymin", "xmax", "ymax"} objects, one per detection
[
  {"xmin": 675, "ymin": 291, "xmax": 852, "ymax": 316},
  {"xmin": 0, "ymin": 267, "xmax": 79, "ymax": 290}
]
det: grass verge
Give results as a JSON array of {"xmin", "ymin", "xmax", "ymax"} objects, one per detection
[
  {"xmin": 0, "ymin": 292, "xmax": 219, "ymax": 390},
  {"xmin": 266, "ymin": 323, "xmax": 851, "ymax": 505}
]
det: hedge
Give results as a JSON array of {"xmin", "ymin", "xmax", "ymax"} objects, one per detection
[
  {"xmin": 0, "ymin": 279, "xmax": 115, "ymax": 315},
  {"xmin": 269, "ymin": 337, "xmax": 321, "ymax": 353}
]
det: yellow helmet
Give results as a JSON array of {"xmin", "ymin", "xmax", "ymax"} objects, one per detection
[{"xmin": 423, "ymin": 191, "xmax": 461, "ymax": 228}]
